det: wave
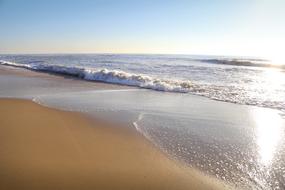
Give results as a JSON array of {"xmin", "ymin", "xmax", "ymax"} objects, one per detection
[
  {"xmin": 0, "ymin": 60, "xmax": 192, "ymax": 93},
  {"xmin": 196, "ymin": 58, "xmax": 285, "ymax": 69}
]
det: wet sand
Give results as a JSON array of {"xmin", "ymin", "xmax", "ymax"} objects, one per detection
[{"xmin": 0, "ymin": 98, "xmax": 227, "ymax": 190}]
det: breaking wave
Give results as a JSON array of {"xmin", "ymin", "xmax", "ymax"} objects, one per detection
[
  {"xmin": 0, "ymin": 60, "xmax": 192, "ymax": 93},
  {"xmin": 197, "ymin": 58, "xmax": 285, "ymax": 69}
]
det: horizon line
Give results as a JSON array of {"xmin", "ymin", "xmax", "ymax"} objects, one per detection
[{"xmin": 0, "ymin": 52, "xmax": 265, "ymax": 59}]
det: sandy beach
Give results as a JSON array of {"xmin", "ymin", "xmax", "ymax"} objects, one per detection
[{"xmin": 0, "ymin": 98, "xmax": 226, "ymax": 190}]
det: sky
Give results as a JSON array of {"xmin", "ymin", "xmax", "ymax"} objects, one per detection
[{"xmin": 0, "ymin": 0, "xmax": 284, "ymax": 61}]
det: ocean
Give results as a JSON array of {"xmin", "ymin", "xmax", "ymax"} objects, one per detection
[{"xmin": 1, "ymin": 54, "xmax": 285, "ymax": 189}]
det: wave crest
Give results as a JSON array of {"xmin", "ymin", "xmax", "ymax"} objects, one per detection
[{"xmin": 0, "ymin": 60, "xmax": 192, "ymax": 93}]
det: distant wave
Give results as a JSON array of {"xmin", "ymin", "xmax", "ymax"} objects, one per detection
[
  {"xmin": 0, "ymin": 60, "xmax": 192, "ymax": 93},
  {"xmin": 196, "ymin": 58, "xmax": 285, "ymax": 69}
]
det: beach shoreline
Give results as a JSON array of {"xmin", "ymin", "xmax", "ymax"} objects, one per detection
[{"xmin": 0, "ymin": 98, "xmax": 227, "ymax": 190}]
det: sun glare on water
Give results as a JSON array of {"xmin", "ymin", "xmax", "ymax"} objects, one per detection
[
  {"xmin": 266, "ymin": 53, "xmax": 285, "ymax": 66},
  {"xmin": 253, "ymin": 109, "xmax": 283, "ymax": 165},
  {"xmin": 251, "ymin": 66, "xmax": 285, "ymax": 165}
]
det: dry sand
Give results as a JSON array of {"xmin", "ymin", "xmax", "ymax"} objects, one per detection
[{"xmin": 0, "ymin": 98, "xmax": 227, "ymax": 190}]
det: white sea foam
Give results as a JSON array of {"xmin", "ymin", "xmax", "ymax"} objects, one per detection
[
  {"xmin": 83, "ymin": 68, "xmax": 192, "ymax": 92},
  {"xmin": 0, "ymin": 60, "xmax": 32, "ymax": 68},
  {"xmin": 0, "ymin": 60, "xmax": 192, "ymax": 93}
]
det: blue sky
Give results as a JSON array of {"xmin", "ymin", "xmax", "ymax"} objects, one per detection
[{"xmin": 0, "ymin": 0, "xmax": 284, "ymax": 60}]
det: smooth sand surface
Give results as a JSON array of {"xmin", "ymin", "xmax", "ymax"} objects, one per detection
[{"xmin": 0, "ymin": 98, "xmax": 226, "ymax": 190}]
